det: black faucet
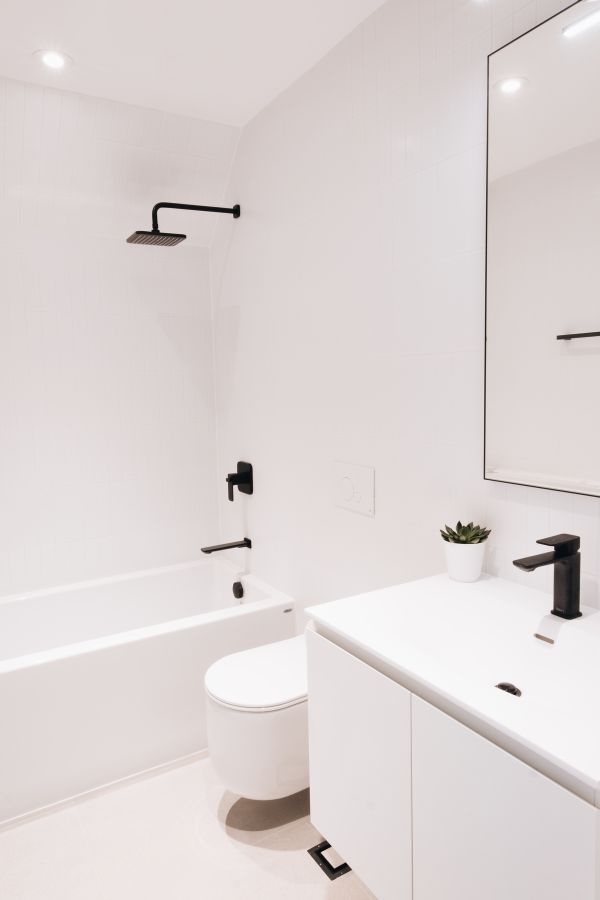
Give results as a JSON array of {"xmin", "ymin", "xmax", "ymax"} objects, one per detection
[
  {"xmin": 201, "ymin": 538, "xmax": 252, "ymax": 555},
  {"xmin": 513, "ymin": 534, "xmax": 581, "ymax": 620},
  {"xmin": 226, "ymin": 462, "xmax": 253, "ymax": 502}
]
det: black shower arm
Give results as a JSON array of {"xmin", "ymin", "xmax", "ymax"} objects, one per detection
[{"xmin": 151, "ymin": 202, "xmax": 240, "ymax": 231}]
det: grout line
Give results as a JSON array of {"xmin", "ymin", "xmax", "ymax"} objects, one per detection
[
  {"xmin": 207, "ymin": 250, "xmax": 224, "ymax": 546},
  {"xmin": 409, "ymin": 692, "xmax": 414, "ymax": 900},
  {"xmin": 207, "ymin": 126, "xmax": 243, "ymax": 551}
]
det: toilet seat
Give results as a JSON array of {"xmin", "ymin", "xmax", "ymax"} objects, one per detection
[
  {"xmin": 205, "ymin": 634, "xmax": 309, "ymax": 800},
  {"xmin": 205, "ymin": 634, "xmax": 307, "ymax": 712}
]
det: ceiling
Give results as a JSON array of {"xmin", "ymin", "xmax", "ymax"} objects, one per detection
[{"xmin": 0, "ymin": 0, "xmax": 386, "ymax": 127}]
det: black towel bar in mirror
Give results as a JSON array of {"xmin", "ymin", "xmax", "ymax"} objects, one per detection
[{"xmin": 556, "ymin": 331, "xmax": 600, "ymax": 341}]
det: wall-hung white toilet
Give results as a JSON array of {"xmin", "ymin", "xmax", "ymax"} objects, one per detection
[{"xmin": 205, "ymin": 634, "xmax": 308, "ymax": 801}]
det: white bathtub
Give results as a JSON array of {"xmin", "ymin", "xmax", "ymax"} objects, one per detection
[{"xmin": 0, "ymin": 559, "xmax": 296, "ymax": 826}]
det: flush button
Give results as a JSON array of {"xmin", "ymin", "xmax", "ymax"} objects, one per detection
[
  {"xmin": 341, "ymin": 476, "xmax": 354, "ymax": 502},
  {"xmin": 333, "ymin": 462, "xmax": 375, "ymax": 517}
]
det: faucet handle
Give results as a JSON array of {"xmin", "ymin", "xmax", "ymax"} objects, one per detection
[
  {"xmin": 226, "ymin": 474, "xmax": 235, "ymax": 502},
  {"xmin": 536, "ymin": 534, "xmax": 580, "ymax": 555},
  {"xmin": 225, "ymin": 462, "xmax": 253, "ymax": 503}
]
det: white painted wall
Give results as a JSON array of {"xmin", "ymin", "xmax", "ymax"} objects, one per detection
[
  {"xmin": 0, "ymin": 77, "xmax": 239, "ymax": 595},
  {"xmin": 211, "ymin": 0, "xmax": 600, "ymax": 610}
]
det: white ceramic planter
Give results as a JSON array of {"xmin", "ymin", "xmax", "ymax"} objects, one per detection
[{"xmin": 444, "ymin": 541, "xmax": 486, "ymax": 583}]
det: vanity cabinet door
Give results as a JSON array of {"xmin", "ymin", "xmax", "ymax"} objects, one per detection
[
  {"xmin": 412, "ymin": 696, "xmax": 598, "ymax": 900},
  {"xmin": 306, "ymin": 628, "xmax": 412, "ymax": 900}
]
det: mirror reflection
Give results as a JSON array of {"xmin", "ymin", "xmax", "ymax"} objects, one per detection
[{"xmin": 486, "ymin": 0, "xmax": 600, "ymax": 496}]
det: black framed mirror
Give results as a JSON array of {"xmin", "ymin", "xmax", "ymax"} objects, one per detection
[{"xmin": 485, "ymin": 0, "xmax": 600, "ymax": 497}]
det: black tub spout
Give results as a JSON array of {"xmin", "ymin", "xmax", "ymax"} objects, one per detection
[{"xmin": 201, "ymin": 538, "xmax": 252, "ymax": 555}]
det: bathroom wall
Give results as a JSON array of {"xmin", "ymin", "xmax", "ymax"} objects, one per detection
[
  {"xmin": 0, "ymin": 77, "xmax": 239, "ymax": 595},
  {"xmin": 211, "ymin": 0, "xmax": 600, "ymax": 609}
]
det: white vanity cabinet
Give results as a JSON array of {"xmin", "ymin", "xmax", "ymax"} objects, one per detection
[
  {"xmin": 307, "ymin": 626, "xmax": 600, "ymax": 900},
  {"xmin": 306, "ymin": 629, "xmax": 413, "ymax": 900},
  {"xmin": 412, "ymin": 697, "xmax": 598, "ymax": 900}
]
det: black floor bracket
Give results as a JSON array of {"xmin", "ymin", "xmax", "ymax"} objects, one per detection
[{"xmin": 307, "ymin": 840, "xmax": 351, "ymax": 881}]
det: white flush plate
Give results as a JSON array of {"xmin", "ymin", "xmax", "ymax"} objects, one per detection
[{"xmin": 333, "ymin": 462, "xmax": 375, "ymax": 517}]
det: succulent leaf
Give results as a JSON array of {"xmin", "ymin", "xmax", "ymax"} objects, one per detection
[{"xmin": 440, "ymin": 519, "xmax": 491, "ymax": 544}]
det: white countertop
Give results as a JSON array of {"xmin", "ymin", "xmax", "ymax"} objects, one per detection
[{"xmin": 306, "ymin": 574, "xmax": 600, "ymax": 807}]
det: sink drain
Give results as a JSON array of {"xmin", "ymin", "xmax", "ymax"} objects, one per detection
[{"xmin": 495, "ymin": 682, "xmax": 522, "ymax": 697}]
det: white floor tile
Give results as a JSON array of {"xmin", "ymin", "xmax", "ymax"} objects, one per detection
[{"xmin": 0, "ymin": 759, "xmax": 375, "ymax": 900}]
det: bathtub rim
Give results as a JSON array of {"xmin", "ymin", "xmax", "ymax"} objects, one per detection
[
  {"xmin": 0, "ymin": 559, "xmax": 295, "ymax": 675},
  {"xmin": 0, "ymin": 557, "xmax": 260, "ymax": 608}
]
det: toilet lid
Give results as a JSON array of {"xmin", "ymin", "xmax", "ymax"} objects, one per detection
[{"xmin": 205, "ymin": 634, "xmax": 307, "ymax": 711}]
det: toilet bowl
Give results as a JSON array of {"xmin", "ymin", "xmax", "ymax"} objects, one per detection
[{"xmin": 205, "ymin": 634, "xmax": 308, "ymax": 801}]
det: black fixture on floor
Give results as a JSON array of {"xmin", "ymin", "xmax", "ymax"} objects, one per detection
[
  {"xmin": 307, "ymin": 841, "xmax": 351, "ymax": 881},
  {"xmin": 513, "ymin": 534, "xmax": 581, "ymax": 620},
  {"xmin": 126, "ymin": 200, "xmax": 240, "ymax": 246},
  {"xmin": 201, "ymin": 538, "xmax": 252, "ymax": 555},
  {"xmin": 226, "ymin": 461, "xmax": 253, "ymax": 502}
]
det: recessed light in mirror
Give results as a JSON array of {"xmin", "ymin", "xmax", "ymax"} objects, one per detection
[
  {"xmin": 34, "ymin": 50, "xmax": 72, "ymax": 70},
  {"xmin": 497, "ymin": 77, "xmax": 527, "ymax": 95},
  {"xmin": 563, "ymin": 8, "xmax": 600, "ymax": 38}
]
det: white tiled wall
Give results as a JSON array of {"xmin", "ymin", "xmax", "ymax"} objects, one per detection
[
  {"xmin": 210, "ymin": 0, "xmax": 600, "ymax": 609},
  {"xmin": 3, "ymin": 1, "xmax": 595, "ymax": 608},
  {"xmin": 0, "ymin": 78, "xmax": 239, "ymax": 595}
]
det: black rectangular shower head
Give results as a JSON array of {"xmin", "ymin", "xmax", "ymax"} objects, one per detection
[
  {"xmin": 126, "ymin": 230, "xmax": 186, "ymax": 247},
  {"xmin": 127, "ymin": 201, "xmax": 240, "ymax": 247}
]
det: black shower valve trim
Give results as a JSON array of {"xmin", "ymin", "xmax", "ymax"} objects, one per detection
[{"xmin": 226, "ymin": 462, "xmax": 253, "ymax": 502}]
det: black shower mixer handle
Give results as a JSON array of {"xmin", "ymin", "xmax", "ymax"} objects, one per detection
[
  {"xmin": 226, "ymin": 462, "xmax": 253, "ymax": 502},
  {"xmin": 226, "ymin": 474, "xmax": 235, "ymax": 502}
]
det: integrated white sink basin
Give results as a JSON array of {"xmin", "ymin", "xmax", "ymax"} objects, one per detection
[{"xmin": 306, "ymin": 574, "xmax": 600, "ymax": 806}]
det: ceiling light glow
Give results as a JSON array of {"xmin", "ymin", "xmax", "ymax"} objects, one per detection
[
  {"xmin": 499, "ymin": 77, "xmax": 526, "ymax": 94},
  {"xmin": 37, "ymin": 50, "xmax": 70, "ymax": 70},
  {"xmin": 563, "ymin": 9, "xmax": 600, "ymax": 38}
]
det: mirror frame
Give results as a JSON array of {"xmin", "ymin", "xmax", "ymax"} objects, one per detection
[{"xmin": 483, "ymin": 0, "xmax": 596, "ymax": 498}]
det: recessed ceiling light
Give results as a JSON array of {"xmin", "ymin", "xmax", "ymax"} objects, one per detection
[
  {"xmin": 498, "ymin": 77, "xmax": 527, "ymax": 95},
  {"xmin": 35, "ymin": 50, "xmax": 71, "ymax": 70},
  {"xmin": 563, "ymin": 8, "xmax": 600, "ymax": 38}
]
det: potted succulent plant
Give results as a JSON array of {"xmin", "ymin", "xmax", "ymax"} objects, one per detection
[{"xmin": 440, "ymin": 520, "xmax": 491, "ymax": 583}]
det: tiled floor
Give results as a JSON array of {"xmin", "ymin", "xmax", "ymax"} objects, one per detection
[{"xmin": 0, "ymin": 758, "xmax": 375, "ymax": 900}]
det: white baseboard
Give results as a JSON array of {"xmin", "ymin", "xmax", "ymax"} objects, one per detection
[{"xmin": 0, "ymin": 749, "xmax": 210, "ymax": 832}]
